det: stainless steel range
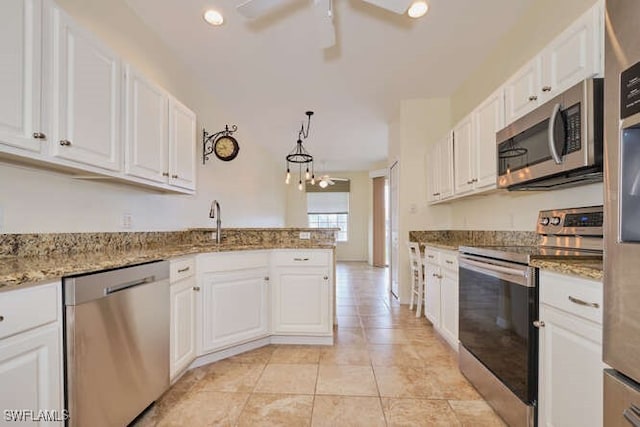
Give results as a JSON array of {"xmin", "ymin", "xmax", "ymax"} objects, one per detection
[{"xmin": 457, "ymin": 206, "xmax": 603, "ymax": 427}]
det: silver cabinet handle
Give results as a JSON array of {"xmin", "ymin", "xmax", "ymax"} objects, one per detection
[
  {"xmin": 434, "ymin": 192, "xmax": 440, "ymax": 196},
  {"xmin": 294, "ymin": 257, "xmax": 310, "ymax": 261},
  {"xmin": 193, "ymin": 286, "xmax": 200, "ymax": 291},
  {"xmin": 0, "ymin": 315, "xmax": 4, "ymax": 322},
  {"xmin": 542, "ymin": 86, "xmax": 552, "ymax": 92},
  {"xmin": 466, "ymin": 180, "xmax": 474, "ymax": 184},
  {"xmin": 172, "ymin": 174, "xmax": 178, "ymax": 179},
  {"xmin": 568, "ymin": 296, "xmax": 600, "ymax": 309},
  {"xmin": 162, "ymin": 172, "xmax": 169, "ymax": 177},
  {"xmin": 33, "ymin": 132, "xmax": 46, "ymax": 139},
  {"xmin": 323, "ymin": 276, "xmax": 328, "ymax": 280},
  {"xmin": 177, "ymin": 267, "xmax": 190, "ymax": 273},
  {"xmin": 471, "ymin": 178, "xmax": 478, "ymax": 183},
  {"xmin": 528, "ymin": 95, "xmax": 538, "ymax": 101},
  {"xmin": 533, "ymin": 320, "xmax": 545, "ymax": 328},
  {"xmin": 59, "ymin": 139, "xmax": 72, "ymax": 146},
  {"xmin": 445, "ymin": 260, "xmax": 454, "ymax": 265},
  {"xmin": 624, "ymin": 405, "xmax": 640, "ymax": 427},
  {"xmin": 427, "ymin": 255, "xmax": 435, "ymax": 259}
]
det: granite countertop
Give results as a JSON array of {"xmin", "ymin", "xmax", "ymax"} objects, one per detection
[
  {"xmin": 0, "ymin": 242, "xmax": 335, "ymax": 292},
  {"xmin": 529, "ymin": 258, "xmax": 603, "ymax": 281}
]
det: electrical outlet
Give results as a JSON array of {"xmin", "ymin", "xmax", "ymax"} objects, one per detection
[
  {"xmin": 122, "ymin": 212, "xmax": 132, "ymax": 229},
  {"xmin": 299, "ymin": 232, "xmax": 311, "ymax": 240}
]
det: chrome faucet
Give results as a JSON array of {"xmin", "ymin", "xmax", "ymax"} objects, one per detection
[{"xmin": 209, "ymin": 200, "xmax": 222, "ymax": 244}]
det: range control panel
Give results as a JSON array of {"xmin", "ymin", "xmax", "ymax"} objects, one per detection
[{"xmin": 537, "ymin": 206, "xmax": 604, "ymax": 236}]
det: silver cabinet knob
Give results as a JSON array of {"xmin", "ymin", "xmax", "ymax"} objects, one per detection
[
  {"xmin": 466, "ymin": 180, "xmax": 474, "ymax": 184},
  {"xmin": 264, "ymin": 276, "xmax": 269, "ymax": 281},
  {"xmin": 533, "ymin": 320, "xmax": 545, "ymax": 328},
  {"xmin": 542, "ymin": 86, "xmax": 552, "ymax": 92},
  {"xmin": 59, "ymin": 139, "xmax": 72, "ymax": 146},
  {"xmin": 162, "ymin": 172, "xmax": 169, "ymax": 177},
  {"xmin": 193, "ymin": 286, "xmax": 201, "ymax": 291},
  {"xmin": 33, "ymin": 132, "xmax": 46, "ymax": 139},
  {"xmin": 528, "ymin": 95, "xmax": 538, "ymax": 101},
  {"xmin": 0, "ymin": 315, "xmax": 4, "ymax": 322},
  {"xmin": 471, "ymin": 178, "xmax": 478, "ymax": 183},
  {"xmin": 323, "ymin": 276, "xmax": 328, "ymax": 280},
  {"xmin": 171, "ymin": 174, "xmax": 178, "ymax": 179}
]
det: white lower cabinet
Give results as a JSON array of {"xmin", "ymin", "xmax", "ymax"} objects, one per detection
[
  {"xmin": 200, "ymin": 269, "xmax": 269, "ymax": 353},
  {"xmin": 538, "ymin": 271, "xmax": 606, "ymax": 427},
  {"xmin": 0, "ymin": 282, "xmax": 63, "ymax": 426},
  {"xmin": 170, "ymin": 276, "xmax": 197, "ymax": 381},
  {"xmin": 423, "ymin": 247, "xmax": 458, "ymax": 350}
]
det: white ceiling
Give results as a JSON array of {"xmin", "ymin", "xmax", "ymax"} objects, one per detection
[{"xmin": 125, "ymin": 0, "xmax": 534, "ymax": 171}]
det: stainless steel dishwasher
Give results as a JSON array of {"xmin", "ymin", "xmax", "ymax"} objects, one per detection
[{"xmin": 63, "ymin": 260, "xmax": 170, "ymax": 427}]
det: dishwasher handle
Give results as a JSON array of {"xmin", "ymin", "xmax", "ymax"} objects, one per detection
[{"xmin": 105, "ymin": 276, "xmax": 155, "ymax": 295}]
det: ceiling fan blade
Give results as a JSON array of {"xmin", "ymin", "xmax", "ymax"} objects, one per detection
[
  {"xmin": 360, "ymin": 0, "xmax": 414, "ymax": 15},
  {"xmin": 327, "ymin": 179, "xmax": 335, "ymax": 185},
  {"xmin": 330, "ymin": 177, "xmax": 349, "ymax": 181},
  {"xmin": 236, "ymin": 0, "xmax": 293, "ymax": 19},
  {"xmin": 313, "ymin": 0, "xmax": 335, "ymax": 48}
]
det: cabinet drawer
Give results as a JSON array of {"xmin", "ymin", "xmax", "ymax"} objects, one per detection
[
  {"xmin": 271, "ymin": 250, "xmax": 331, "ymax": 267},
  {"xmin": 170, "ymin": 257, "xmax": 195, "ymax": 283},
  {"xmin": 540, "ymin": 270, "xmax": 602, "ymax": 324},
  {"xmin": 0, "ymin": 282, "xmax": 60, "ymax": 340},
  {"xmin": 424, "ymin": 248, "xmax": 440, "ymax": 265},
  {"xmin": 441, "ymin": 252, "xmax": 458, "ymax": 271}
]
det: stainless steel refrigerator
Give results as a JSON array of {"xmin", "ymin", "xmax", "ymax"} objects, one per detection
[{"xmin": 604, "ymin": 0, "xmax": 640, "ymax": 424}]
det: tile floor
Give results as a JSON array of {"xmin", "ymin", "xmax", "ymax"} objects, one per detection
[{"xmin": 134, "ymin": 262, "xmax": 506, "ymax": 426}]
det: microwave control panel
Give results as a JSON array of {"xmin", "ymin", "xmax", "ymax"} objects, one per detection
[{"xmin": 565, "ymin": 104, "xmax": 582, "ymax": 154}]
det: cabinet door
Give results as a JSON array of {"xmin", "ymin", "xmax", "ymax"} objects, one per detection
[
  {"xmin": 0, "ymin": 324, "xmax": 63, "ymax": 426},
  {"xmin": 272, "ymin": 267, "xmax": 331, "ymax": 335},
  {"xmin": 168, "ymin": 98, "xmax": 196, "ymax": 191},
  {"xmin": 125, "ymin": 65, "xmax": 169, "ymax": 183},
  {"xmin": 49, "ymin": 4, "xmax": 121, "ymax": 171},
  {"xmin": 538, "ymin": 304, "xmax": 605, "ymax": 427},
  {"xmin": 439, "ymin": 270, "xmax": 458, "ymax": 350},
  {"xmin": 425, "ymin": 144, "xmax": 439, "ymax": 203},
  {"xmin": 0, "ymin": 0, "xmax": 43, "ymax": 153},
  {"xmin": 439, "ymin": 133, "xmax": 454, "ymax": 199},
  {"xmin": 453, "ymin": 115, "xmax": 474, "ymax": 195},
  {"xmin": 473, "ymin": 89, "xmax": 504, "ymax": 190},
  {"xmin": 504, "ymin": 57, "xmax": 542, "ymax": 124},
  {"xmin": 540, "ymin": 2, "xmax": 602, "ymax": 102},
  {"xmin": 170, "ymin": 278, "xmax": 196, "ymax": 380},
  {"xmin": 424, "ymin": 263, "xmax": 441, "ymax": 327},
  {"xmin": 200, "ymin": 269, "xmax": 269, "ymax": 353}
]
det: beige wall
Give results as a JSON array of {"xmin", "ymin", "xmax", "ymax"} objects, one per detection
[
  {"xmin": 0, "ymin": 0, "xmax": 286, "ymax": 233},
  {"xmin": 285, "ymin": 171, "xmax": 370, "ymax": 262}
]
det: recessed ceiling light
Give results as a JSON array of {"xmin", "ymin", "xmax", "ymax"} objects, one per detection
[
  {"xmin": 203, "ymin": 9, "xmax": 224, "ymax": 26},
  {"xmin": 407, "ymin": 1, "xmax": 429, "ymax": 19}
]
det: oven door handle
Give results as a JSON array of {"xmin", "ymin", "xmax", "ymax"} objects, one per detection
[{"xmin": 459, "ymin": 257, "xmax": 533, "ymax": 287}]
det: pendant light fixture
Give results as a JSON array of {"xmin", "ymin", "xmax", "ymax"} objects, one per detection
[{"xmin": 285, "ymin": 111, "xmax": 315, "ymax": 191}]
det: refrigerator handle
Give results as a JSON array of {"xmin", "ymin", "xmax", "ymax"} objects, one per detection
[{"xmin": 624, "ymin": 405, "xmax": 640, "ymax": 427}]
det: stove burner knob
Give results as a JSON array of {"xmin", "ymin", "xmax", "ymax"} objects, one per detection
[
  {"xmin": 539, "ymin": 217, "xmax": 550, "ymax": 226},
  {"xmin": 550, "ymin": 216, "xmax": 562, "ymax": 226}
]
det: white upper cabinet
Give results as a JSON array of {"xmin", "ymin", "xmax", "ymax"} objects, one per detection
[
  {"xmin": 168, "ymin": 98, "xmax": 197, "ymax": 191},
  {"xmin": 426, "ymin": 132, "xmax": 454, "ymax": 204},
  {"xmin": 453, "ymin": 115, "xmax": 474, "ymax": 195},
  {"xmin": 125, "ymin": 65, "xmax": 169, "ymax": 183},
  {"xmin": 504, "ymin": 56, "xmax": 542, "ymax": 124},
  {"xmin": 48, "ymin": 3, "xmax": 122, "ymax": 171},
  {"xmin": 540, "ymin": 1, "xmax": 603, "ymax": 103},
  {"xmin": 473, "ymin": 88, "xmax": 504, "ymax": 190},
  {"xmin": 0, "ymin": 0, "xmax": 43, "ymax": 153}
]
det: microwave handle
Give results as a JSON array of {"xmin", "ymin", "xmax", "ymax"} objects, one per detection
[{"xmin": 548, "ymin": 103, "xmax": 564, "ymax": 165}]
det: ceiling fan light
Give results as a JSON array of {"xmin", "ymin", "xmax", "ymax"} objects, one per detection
[
  {"xmin": 319, "ymin": 179, "xmax": 329, "ymax": 189},
  {"xmin": 203, "ymin": 9, "xmax": 224, "ymax": 26},
  {"xmin": 407, "ymin": 1, "xmax": 428, "ymax": 18}
]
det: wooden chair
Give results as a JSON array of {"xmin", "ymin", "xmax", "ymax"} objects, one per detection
[{"xmin": 407, "ymin": 242, "xmax": 424, "ymax": 317}]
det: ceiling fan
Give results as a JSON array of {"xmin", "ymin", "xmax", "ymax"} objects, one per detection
[
  {"xmin": 236, "ymin": 0, "xmax": 426, "ymax": 48},
  {"xmin": 313, "ymin": 174, "xmax": 349, "ymax": 188}
]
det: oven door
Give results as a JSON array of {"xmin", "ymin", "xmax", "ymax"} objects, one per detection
[{"xmin": 458, "ymin": 254, "xmax": 538, "ymax": 404}]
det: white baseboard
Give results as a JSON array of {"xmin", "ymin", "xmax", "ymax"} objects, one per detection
[{"xmin": 270, "ymin": 335, "xmax": 334, "ymax": 345}]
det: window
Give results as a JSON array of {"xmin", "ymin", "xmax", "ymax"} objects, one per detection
[{"xmin": 307, "ymin": 191, "xmax": 349, "ymax": 242}]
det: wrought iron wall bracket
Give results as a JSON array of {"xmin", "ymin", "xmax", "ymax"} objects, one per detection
[{"xmin": 202, "ymin": 124, "xmax": 238, "ymax": 164}]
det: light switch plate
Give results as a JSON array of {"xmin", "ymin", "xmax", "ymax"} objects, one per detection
[{"xmin": 299, "ymin": 232, "xmax": 311, "ymax": 240}]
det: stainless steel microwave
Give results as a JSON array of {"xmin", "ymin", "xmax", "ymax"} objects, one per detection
[{"xmin": 496, "ymin": 78, "xmax": 603, "ymax": 190}]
